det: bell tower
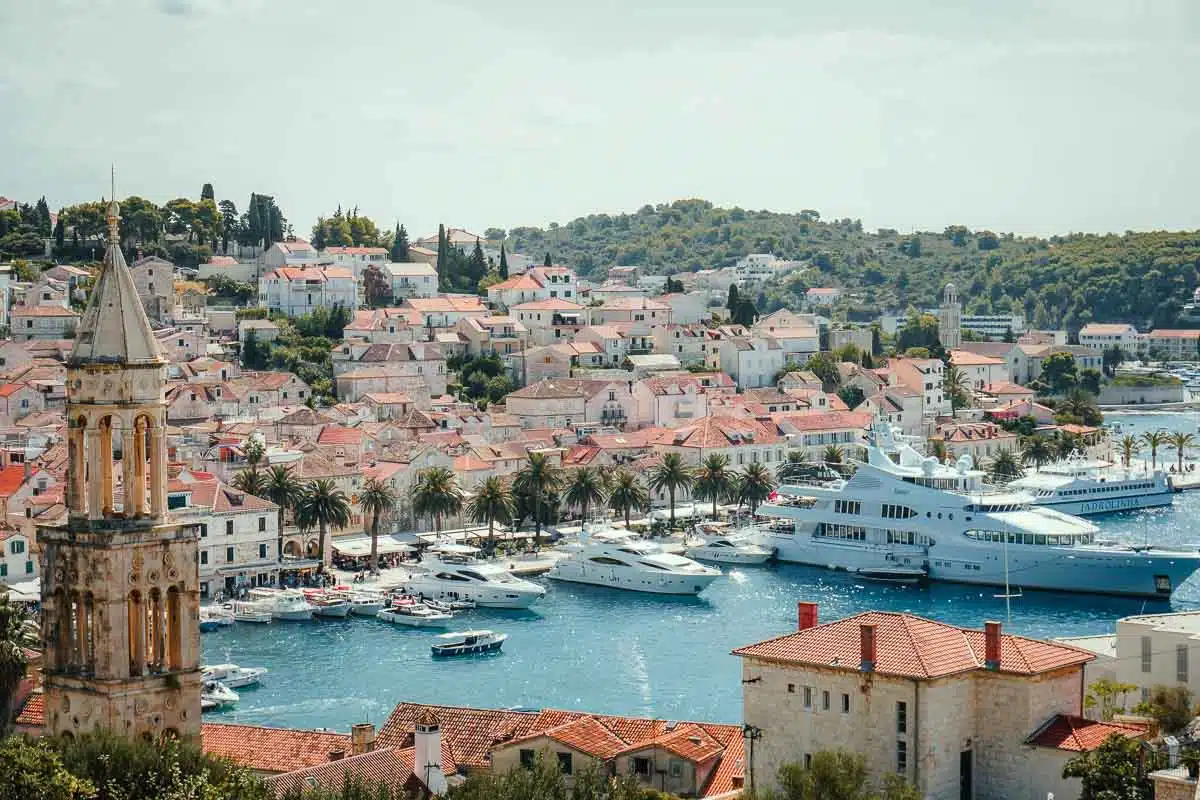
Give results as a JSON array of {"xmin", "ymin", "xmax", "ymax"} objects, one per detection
[
  {"xmin": 938, "ymin": 282, "xmax": 961, "ymax": 350},
  {"xmin": 39, "ymin": 200, "xmax": 201, "ymax": 741}
]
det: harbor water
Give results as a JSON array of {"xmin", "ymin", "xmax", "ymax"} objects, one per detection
[{"xmin": 203, "ymin": 412, "xmax": 1200, "ymax": 731}]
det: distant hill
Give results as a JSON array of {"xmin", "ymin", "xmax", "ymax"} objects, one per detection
[{"xmin": 506, "ymin": 198, "xmax": 1200, "ymax": 331}]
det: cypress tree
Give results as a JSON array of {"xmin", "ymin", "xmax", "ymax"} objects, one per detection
[
  {"xmin": 201, "ymin": 183, "xmax": 215, "ymax": 201},
  {"xmin": 391, "ymin": 223, "xmax": 410, "ymax": 263},
  {"xmin": 499, "ymin": 244, "xmax": 509, "ymax": 279},
  {"xmin": 544, "ymin": 252, "xmax": 552, "ymax": 267},
  {"xmin": 435, "ymin": 223, "xmax": 448, "ymax": 291},
  {"xmin": 53, "ymin": 216, "xmax": 64, "ymax": 249},
  {"xmin": 726, "ymin": 284, "xmax": 739, "ymax": 315},
  {"xmin": 469, "ymin": 238, "xmax": 487, "ymax": 286}
]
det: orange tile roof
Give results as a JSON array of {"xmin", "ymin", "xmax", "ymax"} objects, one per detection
[
  {"xmin": 15, "ymin": 691, "xmax": 43, "ymax": 726},
  {"xmin": 267, "ymin": 748, "xmax": 420, "ymax": 796},
  {"xmin": 649, "ymin": 415, "xmax": 779, "ymax": 449},
  {"xmin": 202, "ymin": 722, "xmax": 351, "ymax": 774},
  {"xmin": 406, "ymin": 297, "xmax": 488, "ymax": 313},
  {"xmin": 511, "ymin": 298, "xmax": 586, "ymax": 312},
  {"xmin": 733, "ymin": 612, "xmax": 1095, "ymax": 680},
  {"xmin": 0, "ymin": 383, "xmax": 27, "ymax": 398},
  {"xmin": 507, "ymin": 716, "xmax": 629, "ymax": 760},
  {"xmin": 317, "ymin": 426, "xmax": 363, "ymax": 446},
  {"xmin": 489, "ymin": 274, "xmax": 544, "ymax": 291},
  {"xmin": 1026, "ymin": 714, "xmax": 1147, "ymax": 752},
  {"xmin": 11, "ymin": 305, "xmax": 79, "ymax": 317},
  {"xmin": 0, "ymin": 465, "xmax": 26, "ymax": 498},
  {"xmin": 950, "ymin": 349, "xmax": 1005, "ymax": 366}
]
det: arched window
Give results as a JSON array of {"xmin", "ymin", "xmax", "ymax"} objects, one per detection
[
  {"xmin": 82, "ymin": 592, "xmax": 95, "ymax": 673},
  {"xmin": 147, "ymin": 588, "xmax": 164, "ymax": 672},
  {"xmin": 54, "ymin": 588, "xmax": 71, "ymax": 672},
  {"xmin": 166, "ymin": 587, "xmax": 182, "ymax": 670},
  {"xmin": 128, "ymin": 591, "xmax": 145, "ymax": 676}
]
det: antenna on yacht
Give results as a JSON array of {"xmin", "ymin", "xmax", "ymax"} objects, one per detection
[{"xmin": 992, "ymin": 516, "xmax": 1018, "ymax": 625}]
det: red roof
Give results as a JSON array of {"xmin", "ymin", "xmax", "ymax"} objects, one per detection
[
  {"xmin": 15, "ymin": 691, "xmax": 43, "ymax": 727},
  {"xmin": 506, "ymin": 716, "xmax": 628, "ymax": 760},
  {"xmin": 0, "ymin": 383, "xmax": 27, "ymax": 398},
  {"xmin": 1026, "ymin": 714, "xmax": 1147, "ymax": 752},
  {"xmin": 317, "ymin": 426, "xmax": 363, "ymax": 446},
  {"xmin": 267, "ymin": 748, "xmax": 419, "ymax": 796},
  {"xmin": 0, "ymin": 465, "xmax": 26, "ymax": 498},
  {"xmin": 733, "ymin": 612, "xmax": 1095, "ymax": 680},
  {"xmin": 202, "ymin": 722, "xmax": 351, "ymax": 774}
]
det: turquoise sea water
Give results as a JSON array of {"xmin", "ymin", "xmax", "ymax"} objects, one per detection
[{"xmin": 203, "ymin": 412, "xmax": 1200, "ymax": 731}]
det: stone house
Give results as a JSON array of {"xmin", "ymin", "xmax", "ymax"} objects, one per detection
[
  {"xmin": 384, "ymin": 262, "xmax": 439, "ymax": 300},
  {"xmin": 170, "ymin": 478, "xmax": 280, "ymax": 598},
  {"xmin": 734, "ymin": 605, "xmax": 1101, "ymax": 800},
  {"xmin": 717, "ymin": 336, "xmax": 785, "ymax": 389},
  {"xmin": 0, "ymin": 528, "xmax": 36, "ymax": 582},
  {"xmin": 454, "ymin": 315, "xmax": 526, "ymax": 358},
  {"xmin": 931, "ymin": 422, "xmax": 1019, "ymax": 464},
  {"xmin": 505, "ymin": 378, "xmax": 637, "ymax": 431},
  {"xmin": 10, "ymin": 305, "xmax": 79, "ymax": 341},
  {"xmin": 632, "ymin": 376, "xmax": 710, "ymax": 429},
  {"xmin": 511, "ymin": 299, "xmax": 590, "ymax": 346},
  {"xmin": 403, "ymin": 296, "xmax": 489, "ymax": 329},
  {"xmin": 590, "ymin": 297, "xmax": 672, "ymax": 326},
  {"xmin": 949, "ymin": 349, "xmax": 1010, "ymax": 391},
  {"xmin": 0, "ymin": 382, "xmax": 45, "ymax": 423},
  {"xmin": 648, "ymin": 414, "xmax": 784, "ymax": 469},
  {"xmin": 652, "ymin": 325, "xmax": 715, "ymax": 368},
  {"xmin": 129, "ymin": 255, "xmax": 175, "ymax": 321},
  {"xmin": 342, "ymin": 307, "xmax": 423, "ymax": 344}
]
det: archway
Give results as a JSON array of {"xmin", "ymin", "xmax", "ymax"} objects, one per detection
[{"xmin": 283, "ymin": 540, "xmax": 301, "ymax": 558}]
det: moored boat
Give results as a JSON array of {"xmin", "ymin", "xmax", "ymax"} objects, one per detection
[
  {"xmin": 431, "ymin": 630, "xmax": 506, "ymax": 657},
  {"xmin": 201, "ymin": 663, "xmax": 268, "ymax": 689},
  {"xmin": 684, "ymin": 527, "xmax": 774, "ymax": 565},
  {"xmin": 247, "ymin": 588, "xmax": 314, "ymax": 621},
  {"xmin": 303, "ymin": 590, "xmax": 352, "ymax": 618},
  {"xmin": 199, "ymin": 606, "xmax": 234, "ymax": 632},
  {"xmin": 223, "ymin": 600, "xmax": 273, "ymax": 624},
  {"xmin": 201, "ymin": 680, "xmax": 239, "ymax": 707},
  {"xmin": 547, "ymin": 527, "xmax": 722, "ymax": 595},
  {"xmin": 377, "ymin": 596, "xmax": 455, "ymax": 628}
]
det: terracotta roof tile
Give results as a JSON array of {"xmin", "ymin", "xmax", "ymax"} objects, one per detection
[
  {"xmin": 507, "ymin": 716, "xmax": 628, "ymax": 760},
  {"xmin": 267, "ymin": 747, "xmax": 417, "ymax": 796},
  {"xmin": 1026, "ymin": 714, "xmax": 1147, "ymax": 752},
  {"xmin": 15, "ymin": 691, "xmax": 43, "ymax": 726},
  {"xmin": 202, "ymin": 722, "xmax": 351, "ymax": 774},
  {"xmin": 733, "ymin": 612, "xmax": 1095, "ymax": 679}
]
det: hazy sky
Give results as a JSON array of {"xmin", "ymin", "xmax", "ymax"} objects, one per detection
[{"xmin": 2, "ymin": 0, "xmax": 1199, "ymax": 240}]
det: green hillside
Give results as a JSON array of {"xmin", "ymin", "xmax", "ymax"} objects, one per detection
[{"xmin": 506, "ymin": 199, "xmax": 1200, "ymax": 330}]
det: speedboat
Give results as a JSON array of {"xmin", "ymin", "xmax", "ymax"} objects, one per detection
[
  {"xmin": 199, "ymin": 606, "xmax": 234, "ymax": 632},
  {"xmin": 1007, "ymin": 451, "xmax": 1173, "ymax": 516},
  {"xmin": 424, "ymin": 597, "xmax": 476, "ymax": 613},
  {"xmin": 377, "ymin": 597, "xmax": 454, "ymax": 628},
  {"xmin": 400, "ymin": 544, "xmax": 546, "ymax": 609},
  {"xmin": 303, "ymin": 590, "xmax": 352, "ymax": 618},
  {"xmin": 201, "ymin": 663, "xmax": 267, "ymax": 689},
  {"xmin": 684, "ymin": 525, "xmax": 774, "ymax": 564},
  {"xmin": 431, "ymin": 630, "xmax": 506, "ymax": 657},
  {"xmin": 755, "ymin": 423, "xmax": 1200, "ymax": 598},
  {"xmin": 344, "ymin": 593, "xmax": 386, "ymax": 617},
  {"xmin": 201, "ymin": 681, "xmax": 239, "ymax": 707},
  {"xmin": 247, "ymin": 588, "xmax": 314, "ymax": 621},
  {"xmin": 546, "ymin": 527, "xmax": 721, "ymax": 595},
  {"xmin": 223, "ymin": 600, "xmax": 273, "ymax": 624}
]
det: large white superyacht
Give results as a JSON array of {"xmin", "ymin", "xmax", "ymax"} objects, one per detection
[
  {"xmin": 755, "ymin": 426, "xmax": 1200, "ymax": 598},
  {"xmin": 1006, "ymin": 453, "xmax": 1173, "ymax": 516},
  {"xmin": 546, "ymin": 528, "xmax": 722, "ymax": 595}
]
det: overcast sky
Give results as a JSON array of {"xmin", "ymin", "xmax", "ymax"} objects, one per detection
[{"xmin": 2, "ymin": 0, "xmax": 1198, "ymax": 240}]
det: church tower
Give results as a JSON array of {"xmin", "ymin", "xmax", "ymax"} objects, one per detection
[
  {"xmin": 39, "ymin": 200, "xmax": 202, "ymax": 741},
  {"xmin": 938, "ymin": 282, "xmax": 961, "ymax": 350}
]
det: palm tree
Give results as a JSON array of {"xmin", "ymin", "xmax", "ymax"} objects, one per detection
[
  {"xmin": 1055, "ymin": 433, "xmax": 1081, "ymax": 460},
  {"xmin": 944, "ymin": 365, "xmax": 971, "ymax": 415},
  {"xmin": 648, "ymin": 453, "xmax": 695, "ymax": 530},
  {"xmin": 230, "ymin": 468, "xmax": 267, "ymax": 498},
  {"xmin": 822, "ymin": 445, "xmax": 846, "ymax": 467},
  {"xmin": 988, "ymin": 449, "xmax": 1025, "ymax": 483},
  {"xmin": 1119, "ymin": 434, "xmax": 1141, "ymax": 468},
  {"xmin": 466, "ymin": 476, "xmax": 516, "ymax": 553},
  {"xmin": 777, "ymin": 448, "xmax": 811, "ymax": 481},
  {"xmin": 242, "ymin": 436, "xmax": 266, "ymax": 470},
  {"xmin": 513, "ymin": 452, "xmax": 564, "ymax": 547},
  {"xmin": 1061, "ymin": 387, "xmax": 1097, "ymax": 421},
  {"xmin": 1142, "ymin": 431, "xmax": 1168, "ymax": 470},
  {"xmin": 1169, "ymin": 432, "xmax": 1195, "ymax": 473},
  {"xmin": 0, "ymin": 597, "xmax": 30, "ymax": 737},
  {"xmin": 1021, "ymin": 436, "xmax": 1053, "ymax": 472},
  {"xmin": 694, "ymin": 454, "xmax": 733, "ymax": 519},
  {"xmin": 564, "ymin": 468, "xmax": 607, "ymax": 526},
  {"xmin": 608, "ymin": 470, "xmax": 648, "ymax": 529},
  {"xmin": 737, "ymin": 463, "xmax": 778, "ymax": 515},
  {"xmin": 359, "ymin": 477, "xmax": 398, "ymax": 574},
  {"xmin": 264, "ymin": 465, "xmax": 304, "ymax": 561},
  {"xmin": 927, "ymin": 439, "xmax": 949, "ymax": 464},
  {"xmin": 295, "ymin": 478, "xmax": 353, "ymax": 569},
  {"xmin": 411, "ymin": 467, "xmax": 464, "ymax": 538}
]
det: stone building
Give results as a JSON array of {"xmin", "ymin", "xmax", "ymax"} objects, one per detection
[
  {"xmin": 733, "ymin": 604, "xmax": 1100, "ymax": 800},
  {"xmin": 38, "ymin": 201, "xmax": 202, "ymax": 741},
  {"xmin": 939, "ymin": 282, "xmax": 962, "ymax": 350}
]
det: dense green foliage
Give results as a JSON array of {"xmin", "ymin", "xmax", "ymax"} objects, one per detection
[
  {"xmin": 505, "ymin": 199, "xmax": 1200, "ymax": 328},
  {"xmin": 447, "ymin": 755, "xmax": 676, "ymax": 800},
  {"xmin": 1062, "ymin": 734, "xmax": 1153, "ymax": 800},
  {"xmin": 745, "ymin": 751, "xmax": 921, "ymax": 800}
]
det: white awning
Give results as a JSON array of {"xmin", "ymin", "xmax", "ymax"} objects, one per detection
[{"xmin": 331, "ymin": 535, "xmax": 418, "ymax": 557}]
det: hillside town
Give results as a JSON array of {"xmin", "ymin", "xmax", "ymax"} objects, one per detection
[{"xmin": 4, "ymin": 194, "xmax": 1200, "ymax": 800}]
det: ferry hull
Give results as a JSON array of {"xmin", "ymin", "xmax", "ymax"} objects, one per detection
[
  {"xmin": 545, "ymin": 565, "xmax": 720, "ymax": 595},
  {"xmin": 1032, "ymin": 491, "xmax": 1173, "ymax": 517}
]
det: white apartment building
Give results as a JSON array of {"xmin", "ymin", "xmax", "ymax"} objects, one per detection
[
  {"xmin": 0, "ymin": 529, "xmax": 36, "ymax": 582},
  {"xmin": 319, "ymin": 246, "xmax": 389, "ymax": 278},
  {"xmin": 735, "ymin": 253, "xmax": 803, "ymax": 285},
  {"xmin": 486, "ymin": 266, "xmax": 578, "ymax": 310},
  {"xmin": 1078, "ymin": 323, "xmax": 1139, "ymax": 351},
  {"xmin": 170, "ymin": 479, "xmax": 281, "ymax": 598},
  {"xmin": 718, "ymin": 336, "xmax": 785, "ymax": 389},
  {"xmin": 1136, "ymin": 329, "xmax": 1200, "ymax": 360},
  {"xmin": 385, "ymin": 262, "xmax": 438, "ymax": 300},
  {"xmin": 736, "ymin": 606, "xmax": 1109, "ymax": 800},
  {"xmin": 885, "ymin": 357, "xmax": 951, "ymax": 417},
  {"xmin": 259, "ymin": 240, "xmax": 322, "ymax": 269},
  {"xmin": 258, "ymin": 266, "xmax": 358, "ymax": 317}
]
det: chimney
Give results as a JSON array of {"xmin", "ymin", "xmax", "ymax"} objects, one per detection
[
  {"xmin": 798, "ymin": 601, "xmax": 818, "ymax": 631},
  {"xmin": 414, "ymin": 709, "xmax": 447, "ymax": 795},
  {"xmin": 860, "ymin": 623, "xmax": 877, "ymax": 672},
  {"xmin": 351, "ymin": 723, "xmax": 376, "ymax": 755},
  {"xmin": 328, "ymin": 748, "xmax": 345, "ymax": 761},
  {"xmin": 985, "ymin": 621, "xmax": 1002, "ymax": 670}
]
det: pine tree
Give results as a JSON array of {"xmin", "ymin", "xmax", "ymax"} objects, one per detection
[
  {"xmin": 200, "ymin": 183, "xmax": 215, "ymax": 201},
  {"xmin": 34, "ymin": 197, "xmax": 52, "ymax": 236},
  {"xmin": 726, "ymin": 284, "xmax": 740, "ymax": 315},
  {"xmin": 469, "ymin": 238, "xmax": 487, "ymax": 288},
  {"xmin": 53, "ymin": 216, "xmax": 64, "ymax": 249},
  {"xmin": 390, "ymin": 223, "xmax": 409, "ymax": 262},
  {"xmin": 436, "ymin": 223, "xmax": 448, "ymax": 291},
  {"xmin": 544, "ymin": 251, "xmax": 553, "ymax": 267},
  {"xmin": 499, "ymin": 244, "xmax": 509, "ymax": 279}
]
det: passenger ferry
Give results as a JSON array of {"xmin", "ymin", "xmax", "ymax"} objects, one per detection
[
  {"xmin": 753, "ymin": 426, "xmax": 1200, "ymax": 598},
  {"xmin": 1007, "ymin": 452, "xmax": 1173, "ymax": 516}
]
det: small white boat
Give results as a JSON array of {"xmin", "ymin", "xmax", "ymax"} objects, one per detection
[
  {"xmin": 201, "ymin": 680, "xmax": 239, "ymax": 707},
  {"xmin": 201, "ymin": 663, "xmax": 268, "ymax": 689},
  {"xmin": 223, "ymin": 601, "xmax": 273, "ymax": 624},
  {"xmin": 377, "ymin": 599, "xmax": 454, "ymax": 628},
  {"xmin": 199, "ymin": 606, "xmax": 234, "ymax": 632},
  {"xmin": 304, "ymin": 591, "xmax": 352, "ymax": 618},
  {"xmin": 684, "ymin": 530, "xmax": 775, "ymax": 565},
  {"xmin": 423, "ymin": 597, "xmax": 476, "ymax": 613},
  {"xmin": 248, "ymin": 588, "xmax": 314, "ymax": 621},
  {"xmin": 431, "ymin": 630, "xmax": 506, "ymax": 657},
  {"xmin": 345, "ymin": 594, "xmax": 385, "ymax": 616}
]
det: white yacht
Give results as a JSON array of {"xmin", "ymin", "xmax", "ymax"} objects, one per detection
[
  {"xmin": 546, "ymin": 528, "xmax": 721, "ymax": 595},
  {"xmin": 201, "ymin": 681, "xmax": 239, "ymax": 708},
  {"xmin": 377, "ymin": 600, "xmax": 455, "ymax": 628},
  {"xmin": 754, "ymin": 425, "xmax": 1200, "ymax": 598},
  {"xmin": 684, "ymin": 525, "xmax": 774, "ymax": 565},
  {"xmin": 247, "ymin": 588, "xmax": 314, "ymax": 621},
  {"xmin": 201, "ymin": 664, "xmax": 267, "ymax": 689},
  {"xmin": 222, "ymin": 600, "xmax": 272, "ymax": 624},
  {"xmin": 1007, "ymin": 453, "xmax": 1173, "ymax": 515},
  {"xmin": 401, "ymin": 545, "xmax": 546, "ymax": 609},
  {"xmin": 342, "ymin": 593, "xmax": 386, "ymax": 617}
]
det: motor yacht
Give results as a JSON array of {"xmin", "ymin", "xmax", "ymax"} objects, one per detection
[
  {"xmin": 199, "ymin": 606, "xmax": 234, "ymax": 632},
  {"xmin": 303, "ymin": 590, "xmax": 352, "ymax": 618},
  {"xmin": 684, "ymin": 524, "xmax": 774, "ymax": 565},
  {"xmin": 222, "ymin": 600, "xmax": 272, "ymax": 624},
  {"xmin": 201, "ymin": 663, "xmax": 267, "ymax": 689},
  {"xmin": 343, "ymin": 593, "xmax": 386, "ymax": 617},
  {"xmin": 754, "ymin": 425, "xmax": 1200, "ymax": 598},
  {"xmin": 546, "ymin": 528, "xmax": 721, "ymax": 595},
  {"xmin": 401, "ymin": 544, "xmax": 546, "ymax": 609},
  {"xmin": 1007, "ymin": 452, "xmax": 1173, "ymax": 515},
  {"xmin": 247, "ymin": 588, "xmax": 314, "ymax": 621},
  {"xmin": 201, "ymin": 681, "xmax": 239, "ymax": 707},
  {"xmin": 431, "ymin": 630, "xmax": 506, "ymax": 657},
  {"xmin": 377, "ymin": 597, "xmax": 455, "ymax": 628}
]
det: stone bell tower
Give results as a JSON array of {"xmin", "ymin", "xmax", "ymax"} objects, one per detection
[
  {"xmin": 938, "ymin": 282, "xmax": 962, "ymax": 350},
  {"xmin": 38, "ymin": 200, "xmax": 202, "ymax": 741}
]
